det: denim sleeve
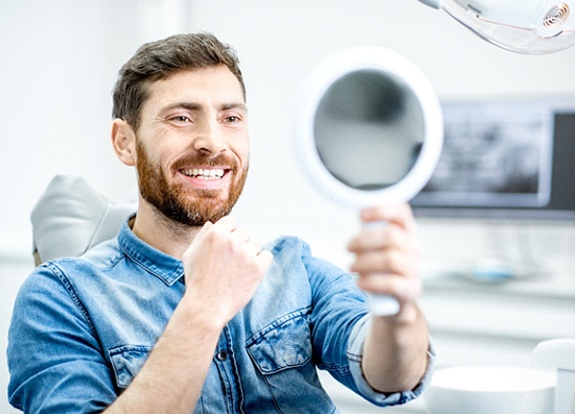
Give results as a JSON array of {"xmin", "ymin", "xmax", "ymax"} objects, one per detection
[
  {"xmin": 302, "ymin": 240, "xmax": 436, "ymax": 407},
  {"xmin": 347, "ymin": 316, "xmax": 437, "ymax": 406},
  {"xmin": 7, "ymin": 263, "xmax": 117, "ymax": 413}
]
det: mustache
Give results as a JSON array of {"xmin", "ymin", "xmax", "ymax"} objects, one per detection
[{"xmin": 172, "ymin": 152, "xmax": 239, "ymax": 172}]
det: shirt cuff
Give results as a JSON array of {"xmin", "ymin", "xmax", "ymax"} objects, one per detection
[{"xmin": 346, "ymin": 314, "xmax": 437, "ymax": 407}]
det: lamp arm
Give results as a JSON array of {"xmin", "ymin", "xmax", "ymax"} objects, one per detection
[{"xmin": 417, "ymin": 0, "xmax": 442, "ymax": 9}]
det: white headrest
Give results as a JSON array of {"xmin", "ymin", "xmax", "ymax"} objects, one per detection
[{"xmin": 31, "ymin": 175, "xmax": 136, "ymax": 264}]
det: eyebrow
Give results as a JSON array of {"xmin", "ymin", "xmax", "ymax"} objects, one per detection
[{"xmin": 162, "ymin": 101, "xmax": 248, "ymax": 113}]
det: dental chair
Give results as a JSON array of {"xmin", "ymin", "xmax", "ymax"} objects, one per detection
[{"xmin": 31, "ymin": 175, "xmax": 136, "ymax": 265}]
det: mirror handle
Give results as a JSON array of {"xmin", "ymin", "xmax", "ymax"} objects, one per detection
[
  {"xmin": 362, "ymin": 221, "xmax": 401, "ymax": 316},
  {"xmin": 368, "ymin": 293, "xmax": 400, "ymax": 316}
]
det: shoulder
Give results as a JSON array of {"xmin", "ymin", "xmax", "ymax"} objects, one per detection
[
  {"xmin": 16, "ymin": 238, "xmax": 124, "ymax": 303},
  {"xmin": 45, "ymin": 236, "xmax": 125, "ymax": 274},
  {"xmin": 265, "ymin": 236, "xmax": 348, "ymax": 281},
  {"xmin": 265, "ymin": 236, "xmax": 318, "ymax": 270},
  {"xmin": 265, "ymin": 235, "xmax": 310, "ymax": 255},
  {"xmin": 10, "ymin": 258, "xmax": 100, "ymax": 349}
]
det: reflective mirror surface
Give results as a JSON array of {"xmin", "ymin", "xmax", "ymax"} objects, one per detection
[{"xmin": 314, "ymin": 69, "xmax": 425, "ymax": 191}]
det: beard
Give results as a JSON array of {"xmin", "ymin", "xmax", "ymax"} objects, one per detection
[{"xmin": 136, "ymin": 139, "xmax": 248, "ymax": 227}]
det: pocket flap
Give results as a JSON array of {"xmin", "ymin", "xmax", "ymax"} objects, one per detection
[{"xmin": 109, "ymin": 345, "xmax": 153, "ymax": 388}]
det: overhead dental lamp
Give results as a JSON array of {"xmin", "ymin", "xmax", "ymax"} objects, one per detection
[{"xmin": 419, "ymin": 0, "xmax": 575, "ymax": 54}]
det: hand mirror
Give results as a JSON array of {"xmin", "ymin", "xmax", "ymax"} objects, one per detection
[{"xmin": 294, "ymin": 47, "xmax": 444, "ymax": 315}]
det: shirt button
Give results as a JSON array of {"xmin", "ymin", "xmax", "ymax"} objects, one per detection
[{"xmin": 216, "ymin": 350, "xmax": 228, "ymax": 361}]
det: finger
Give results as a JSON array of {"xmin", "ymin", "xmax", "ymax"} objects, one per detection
[
  {"xmin": 348, "ymin": 223, "xmax": 391, "ymax": 251},
  {"xmin": 256, "ymin": 249, "xmax": 274, "ymax": 270},
  {"xmin": 230, "ymin": 226, "xmax": 252, "ymax": 244},
  {"xmin": 212, "ymin": 215, "xmax": 239, "ymax": 232},
  {"xmin": 195, "ymin": 220, "xmax": 214, "ymax": 237},
  {"xmin": 360, "ymin": 203, "xmax": 417, "ymax": 232},
  {"xmin": 350, "ymin": 249, "xmax": 420, "ymax": 278},
  {"xmin": 243, "ymin": 237, "xmax": 265, "ymax": 257},
  {"xmin": 356, "ymin": 273, "xmax": 422, "ymax": 303},
  {"xmin": 347, "ymin": 223, "xmax": 418, "ymax": 253}
]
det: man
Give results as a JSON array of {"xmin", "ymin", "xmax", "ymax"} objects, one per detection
[{"xmin": 8, "ymin": 33, "xmax": 434, "ymax": 413}]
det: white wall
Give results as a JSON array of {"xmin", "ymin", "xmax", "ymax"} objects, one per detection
[{"xmin": 1, "ymin": 1, "xmax": 574, "ymax": 413}]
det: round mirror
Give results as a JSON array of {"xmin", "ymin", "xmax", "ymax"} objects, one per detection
[
  {"xmin": 294, "ymin": 47, "xmax": 444, "ymax": 315},
  {"xmin": 295, "ymin": 46, "xmax": 443, "ymax": 208}
]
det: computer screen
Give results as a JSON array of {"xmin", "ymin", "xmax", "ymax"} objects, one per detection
[{"xmin": 411, "ymin": 97, "xmax": 575, "ymax": 220}]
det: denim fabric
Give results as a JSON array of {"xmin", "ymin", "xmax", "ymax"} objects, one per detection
[{"xmin": 8, "ymin": 219, "xmax": 434, "ymax": 413}]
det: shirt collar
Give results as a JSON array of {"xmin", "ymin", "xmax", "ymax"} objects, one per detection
[{"xmin": 117, "ymin": 217, "xmax": 185, "ymax": 286}]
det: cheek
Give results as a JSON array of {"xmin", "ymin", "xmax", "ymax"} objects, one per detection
[
  {"xmin": 139, "ymin": 134, "xmax": 176, "ymax": 167},
  {"xmin": 135, "ymin": 138, "xmax": 166, "ymax": 176},
  {"xmin": 239, "ymin": 148, "xmax": 250, "ymax": 168},
  {"xmin": 231, "ymin": 137, "xmax": 250, "ymax": 167}
]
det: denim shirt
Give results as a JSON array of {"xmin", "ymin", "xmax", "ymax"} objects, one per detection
[{"xmin": 8, "ymin": 220, "xmax": 434, "ymax": 413}]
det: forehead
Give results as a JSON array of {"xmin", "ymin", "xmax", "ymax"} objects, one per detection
[{"xmin": 143, "ymin": 66, "xmax": 245, "ymax": 110}]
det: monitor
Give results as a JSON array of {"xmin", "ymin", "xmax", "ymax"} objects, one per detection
[{"xmin": 411, "ymin": 97, "xmax": 575, "ymax": 221}]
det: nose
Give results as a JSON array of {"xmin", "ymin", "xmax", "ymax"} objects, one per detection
[{"xmin": 192, "ymin": 118, "xmax": 228, "ymax": 154}]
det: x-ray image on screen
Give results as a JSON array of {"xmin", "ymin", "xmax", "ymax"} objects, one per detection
[{"xmin": 414, "ymin": 100, "xmax": 554, "ymax": 208}]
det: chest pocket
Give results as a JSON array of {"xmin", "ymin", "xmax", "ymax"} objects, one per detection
[
  {"xmin": 246, "ymin": 308, "xmax": 335, "ymax": 413},
  {"xmin": 247, "ymin": 309, "xmax": 312, "ymax": 373},
  {"xmin": 109, "ymin": 345, "xmax": 153, "ymax": 389}
]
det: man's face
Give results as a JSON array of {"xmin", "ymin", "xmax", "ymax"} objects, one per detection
[{"xmin": 134, "ymin": 66, "xmax": 249, "ymax": 226}]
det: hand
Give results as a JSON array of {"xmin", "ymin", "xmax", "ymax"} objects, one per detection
[
  {"xmin": 347, "ymin": 203, "xmax": 422, "ymax": 315},
  {"xmin": 181, "ymin": 216, "xmax": 273, "ymax": 326}
]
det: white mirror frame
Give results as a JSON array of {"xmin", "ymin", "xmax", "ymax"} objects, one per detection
[{"xmin": 294, "ymin": 46, "xmax": 444, "ymax": 208}]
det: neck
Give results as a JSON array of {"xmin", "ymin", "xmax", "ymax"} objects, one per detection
[{"xmin": 131, "ymin": 199, "xmax": 202, "ymax": 260}]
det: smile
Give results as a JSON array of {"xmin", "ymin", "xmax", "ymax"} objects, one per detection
[{"xmin": 180, "ymin": 168, "xmax": 226, "ymax": 180}]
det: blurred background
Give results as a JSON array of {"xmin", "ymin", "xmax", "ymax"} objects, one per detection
[{"xmin": 1, "ymin": 1, "xmax": 574, "ymax": 412}]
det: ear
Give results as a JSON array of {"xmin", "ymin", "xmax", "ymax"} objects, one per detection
[{"xmin": 111, "ymin": 119, "xmax": 137, "ymax": 166}]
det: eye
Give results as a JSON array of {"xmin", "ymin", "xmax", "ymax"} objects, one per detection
[
  {"xmin": 224, "ymin": 115, "xmax": 240, "ymax": 123},
  {"xmin": 171, "ymin": 115, "xmax": 191, "ymax": 123}
]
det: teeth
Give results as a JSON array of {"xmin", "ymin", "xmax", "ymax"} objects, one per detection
[{"xmin": 182, "ymin": 168, "xmax": 225, "ymax": 179}]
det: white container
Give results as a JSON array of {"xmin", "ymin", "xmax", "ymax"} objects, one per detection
[{"xmin": 424, "ymin": 365, "xmax": 556, "ymax": 414}]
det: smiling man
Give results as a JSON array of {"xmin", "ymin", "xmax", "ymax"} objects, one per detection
[
  {"xmin": 113, "ymin": 65, "xmax": 252, "ymax": 252},
  {"xmin": 8, "ymin": 33, "xmax": 434, "ymax": 413}
]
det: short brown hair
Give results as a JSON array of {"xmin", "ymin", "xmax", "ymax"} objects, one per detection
[{"xmin": 112, "ymin": 32, "xmax": 245, "ymax": 131}]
